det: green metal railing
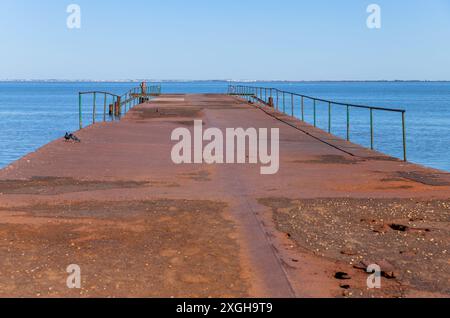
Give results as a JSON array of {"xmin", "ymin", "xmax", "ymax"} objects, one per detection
[
  {"xmin": 78, "ymin": 84, "xmax": 161, "ymax": 129},
  {"xmin": 228, "ymin": 85, "xmax": 407, "ymax": 161}
]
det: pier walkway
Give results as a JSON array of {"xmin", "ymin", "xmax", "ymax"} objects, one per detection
[{"xmin": 0, "ymin": 94, "xmax": 449, "ymax": 297}]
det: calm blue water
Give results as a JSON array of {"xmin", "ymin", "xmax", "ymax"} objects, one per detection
[{"xmin": 0, "ymin": 81, "xmax": 449, "ymax": 172}]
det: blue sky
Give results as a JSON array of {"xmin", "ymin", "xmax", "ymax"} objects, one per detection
[{"xmin": 0, "ymin": 0, "xmax": 449, "ymax": 80}]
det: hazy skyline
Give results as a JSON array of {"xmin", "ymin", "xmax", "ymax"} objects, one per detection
[{"xmin": 1, "ymin": 0, "xmax": 449, "ymax": 80}]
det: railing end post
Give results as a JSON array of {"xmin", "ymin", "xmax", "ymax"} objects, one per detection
[
  {"xmin": 78, "ymin": 92, "xmax": 82, "ymax": 130},
  {"xmin": 402, "ymin": 111, "xmax": 407, "ymax": 161}
]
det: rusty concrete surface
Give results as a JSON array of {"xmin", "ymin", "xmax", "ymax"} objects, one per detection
[{"xmin": 0, "ymin": 94, "xmax": 449, "ymax": 298}]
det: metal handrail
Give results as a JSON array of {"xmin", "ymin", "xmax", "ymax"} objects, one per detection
[
  {"xmin": 228, "ymin": 84, "xmax": 407, "ymax": 161},
  {"xmin": 78, "ymin": 84, "xmax": 162, "ymax": 129},
  {"xmin": 79, "ymin": 91, "xmax": 120, "ymax": 97}
]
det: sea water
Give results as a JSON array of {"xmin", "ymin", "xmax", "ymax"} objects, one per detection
[{"xmin": 0, "ymin": 81, "xmax": 449, "ymax": 172}]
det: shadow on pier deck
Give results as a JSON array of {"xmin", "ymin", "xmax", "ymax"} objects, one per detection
[{"xmin": 0, "ymin": 94, "xmax": 449, "ymax": 298}]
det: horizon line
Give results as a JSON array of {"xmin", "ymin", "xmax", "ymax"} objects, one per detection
[{"xmin": 1, "ymin": 79, "xmax": 450, "ymax": 83}]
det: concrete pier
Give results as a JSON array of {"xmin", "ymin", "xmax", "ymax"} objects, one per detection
[{"xmin": 0, "ymin": 94, "xmax": 449, "ymax": 297}]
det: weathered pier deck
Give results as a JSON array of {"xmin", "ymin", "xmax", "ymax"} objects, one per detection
[{"xmin": 0, "ymin": 94, "xmax": 449, "ymax": 297}]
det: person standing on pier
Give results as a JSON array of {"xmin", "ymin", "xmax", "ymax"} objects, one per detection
[{"xmin": 140, "ymin": 81, "xmax": 147, "ymax": 95}]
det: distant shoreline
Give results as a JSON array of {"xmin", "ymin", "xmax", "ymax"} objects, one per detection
[{"xmin": 1, "ymin": 79, "xmax": 450, "ymax": 83}]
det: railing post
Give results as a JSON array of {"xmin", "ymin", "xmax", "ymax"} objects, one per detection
[
  {"xmin": 276, "ymin": 90, "xmax": 279, "ymax": 110},
  {"xmin": 301, "ymin": 96, "xmax": 304, "ymax": 121},
  {"xmin": 328, "ymin": 102, "xmax": 331, "ymax": 133},
  {"xmin": 370, "ymin": 108, "xmax": 374, "ymax": 150},
  {"xmin": 402, "ymin": 112, "xmax": 407, "ymax": 161},
  {"xmin": 346, "ymin": 105, "xmax": 350, "ymax": 141},
  {"xmin": 291, "ymin": 94, "xmax": 294, "ymax": 116},
  {"xmin": 313, "ymin": 99, "xmax": 316, "ymax": 127},
  {"xmin": 283, "ymin": 92, "xmax": 285, "ymax": 113},
  {"xmin": 92, "ymin": 92, "xmax": 96, "ymax": 124},
  {"xmin": 111, "ymin": 96, "xmax": 115, "ymax": 120},
  {"xmin": 79, "ymin": 93, "xmax": 82, "ymax": 129},
  {"xmin": 103, "ymin": 93, "xmax": 107, "ymax": 122}
]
